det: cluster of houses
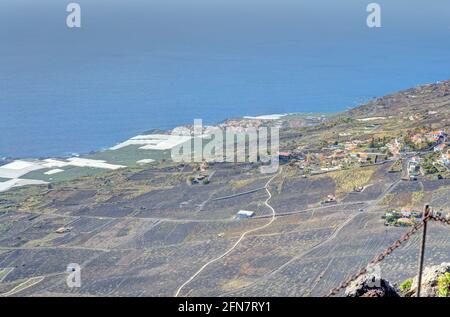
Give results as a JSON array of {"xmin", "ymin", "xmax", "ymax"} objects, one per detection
[
  {"xmin": 321, "ymin": 140, "xmax": 392, "ymax": 167},
  {"xmin": 382, "ymin": 208, "xmax": 422, "ymax": 227},
  {"xmin": 218, "ymin": 118, "xmax": 274, "ymax": 134},
  {"xmin": 441, "ymin": 149, "xmax": 450, "ymax": 166},
  {"xmin": 434, "ymin": 142, "xmax": 450, "ymax": 167},
  {"xmin": 276, "ymin": 127, "xmax": 449, "ymax": 178},
  {"xmin": 413, "ymin": 129, "xmax": 450, "ymax": 167},
  {"xmin": 170, "ymin": 117, "xmax": 279, "ymax": 137},
  {"xmin": 383, "ymin": 208, "xmax": 450, "ymax": 227},
  {"xmin": 407, "ymin": 157, "xmax": 422, "ymax": 179},
  {"xmin": 221, "ymin": 122, "xmax": 261, "ymax": 134},
  {"xmin": 411, "ymin": 129, "xmax": 447, "ymax": 146},
  {"xmin": 287, "ymin": 115, "xmax": 328, "ymax": 128},
  {"xmin": 404, "ymin": 129, "xmax": 450, "ymax": 178},
  {"xmin": 278, "ymin": 138, "xmax": 392, "ymax": 174}
]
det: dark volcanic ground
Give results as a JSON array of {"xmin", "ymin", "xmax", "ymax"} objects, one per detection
[{"xmin": 0, "ymin": 161, "xmax": 449, "ymax": 297}]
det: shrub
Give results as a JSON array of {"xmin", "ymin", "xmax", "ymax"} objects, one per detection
[
  {"xmin": 328, "ymin": 167, "xmax": 375, "ymax": 193},
  {"xmin": 399, "ymin": 278, "xmax": 412, "ymax": 293},
  {"xmin": 437, "ymin": 272, "xmax": 450, "ymax": 297}
]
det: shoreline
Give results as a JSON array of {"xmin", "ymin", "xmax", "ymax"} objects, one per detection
[
  {"xmin": 0, "ymin": 111, "xmax": 333, "ymax": 163},
  {"xmin": 0, "ymin": 111, "xmax": 331, "ymax": 191}
]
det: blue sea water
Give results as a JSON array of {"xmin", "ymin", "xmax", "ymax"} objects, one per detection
[{"xmin": 1, "ymin": 0, "xmax": 449, "ymax": 158}]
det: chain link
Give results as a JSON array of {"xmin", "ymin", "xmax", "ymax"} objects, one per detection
[
  {"xmin": 326, "ymin": 213, "xmax": 450, "ymax": 297},
  {"xmin": 430, "ymin": 214, "xmax": 450, "ymax": 225},
  {"xmin": 326, "ymin": 218, "xmax": 428, "ymax": 297}
]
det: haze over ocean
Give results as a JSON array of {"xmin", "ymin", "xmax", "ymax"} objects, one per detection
[{"xmin": 1, "ymin": 0, "xmax": 449, "ymax": 158}]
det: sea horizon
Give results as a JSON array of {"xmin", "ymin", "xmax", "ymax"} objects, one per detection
[{"xmin": 2, "ymin": 0, "xmax": 450, "ymax": 158}]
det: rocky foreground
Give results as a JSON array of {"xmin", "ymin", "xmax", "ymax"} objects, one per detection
[{"xmin": 346, "ymin": 262, "xmax": 450, "ymax": 297}]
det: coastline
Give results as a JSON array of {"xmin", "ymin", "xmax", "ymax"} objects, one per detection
[
  {"xmin": 0, "ymin": 112, "xmax": 324, "ymax": 192},
  {"xmin": 0, "ymin": 112, "xmax": 324, "ymax": 162}
]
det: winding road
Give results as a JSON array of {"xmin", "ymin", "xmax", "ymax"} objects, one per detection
[{"xmin": 174, "ymin": 168, "xmax": 283, "ymax": 297}]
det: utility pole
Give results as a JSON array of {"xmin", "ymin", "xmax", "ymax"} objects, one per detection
[{"xmin": 416, "ymin": 204, "xmax": 430, "ymax": 297}]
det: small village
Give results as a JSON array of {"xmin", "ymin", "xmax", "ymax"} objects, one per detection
[
  {"xmin": 278, "ymin": 127, "xmax": 449, "ymax": 180},
  {"xmin": 382, "ymin": 208, "xmax": 450, "ymax": 227},
  {"xmin": 181, "ymin": 118, "xmax": 449, "ymax": 223}
]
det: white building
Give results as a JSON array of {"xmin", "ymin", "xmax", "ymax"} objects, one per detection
[{"xmin": 236, "ymin": 210, "xmax": 255, "ymax": 219}]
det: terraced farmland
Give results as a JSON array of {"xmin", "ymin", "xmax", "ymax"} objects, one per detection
[{"xmin": 0, "ymin": 159, "xmax": 448, "ymax": 297}]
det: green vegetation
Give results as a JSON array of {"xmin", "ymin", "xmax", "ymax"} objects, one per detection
[
  {"xmin": 422, "ymin": 153, "xmax": 439, "ymax": 175},
  {"xmin": 411, "ymin": 191, "xmax": 425, "ymax": 206},
  {"xmin": 403, "ymin": 135, "xmax": 435, "ymax": 151},
  {"xmin": 380, "ymin": 193, "xmax": 395, "ymax": 206},
  {"xmin": 388, "ymin": 159, "xmax": 402, "ymax": 173},
  {"xmin": 369, "ymin": 137, "xmax": 389, "ymax": 150},
  {"xmin": 327, "ymin": 166, "xmax": 375, "ymax": 194},
  {"xmin": 383, "ymin": 212, "xmax": 397, "ymax": 225},
  {"xmin": 22, "ymin": 166, "xmax": 106, "ymax": 183},
  {"xmin": 399, "ymin": 278, "xmax": 412, "ymax": 293},
  {"xmin": 230, "ymin": 178, "xmax": 255, "ymax": 189},
  {"xmin": 382, "ymin": 210, "xmax": 421, "ymax": 227},
  {"xmin": 437, "ymin": 272, "xmax": 450, "ymax": 297},
  {"xmin": 23, "ymin": 232, "xmax": 61, "ymax": 248},
  {"xmin": 88, "ymin": 145, "xmax": 171, "ymax": 166}
]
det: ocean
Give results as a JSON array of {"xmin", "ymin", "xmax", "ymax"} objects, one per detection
[{"xmin": 1, "ymin": 0, "xmax": 449, "ymax": 158}]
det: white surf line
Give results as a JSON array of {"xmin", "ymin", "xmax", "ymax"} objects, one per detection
[{"xmin": 174, "ymin": 168, "xmax": 283, "ymax": 297}]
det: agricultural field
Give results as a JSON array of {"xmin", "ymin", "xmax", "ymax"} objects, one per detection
[
  {"xmin": 0, "ymin": 155, "xmax": 447, "ymax": 296},
  {"xmin": 0, "ymin": 81, "xmax": 449, "ymax": 297}
]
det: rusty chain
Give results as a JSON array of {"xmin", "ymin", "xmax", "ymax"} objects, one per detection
[
  {"xmin": 429, "ymin": 214, "xmax": 450, "ymax": 225},
  {"xmin": 326, "ymin": 213, "xmax": 450, "ymax": 297}
]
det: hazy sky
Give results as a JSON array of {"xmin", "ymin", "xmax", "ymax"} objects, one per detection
[
  {"xmin": 1, "ymin": 0, "xmax": 449, "ymax": 157},
  {"xmin": 1, "ymin": 0, "xmax": 449, "ymax": 56}
]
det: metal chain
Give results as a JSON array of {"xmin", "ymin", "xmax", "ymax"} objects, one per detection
[
  {"xmin": 326, "ymin": 213, "xmax": 450, "ymax": 297},
  {"xmin": 429, "ymin": 214, "xmax": 450, "ymax": 225},
  {"xmin": 326, "ymin": 218, "xmax": 428, "ymax": 297},
  {"xmin": 325, "ymin": 211, "xmax": 450, "ymax": 297}
]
